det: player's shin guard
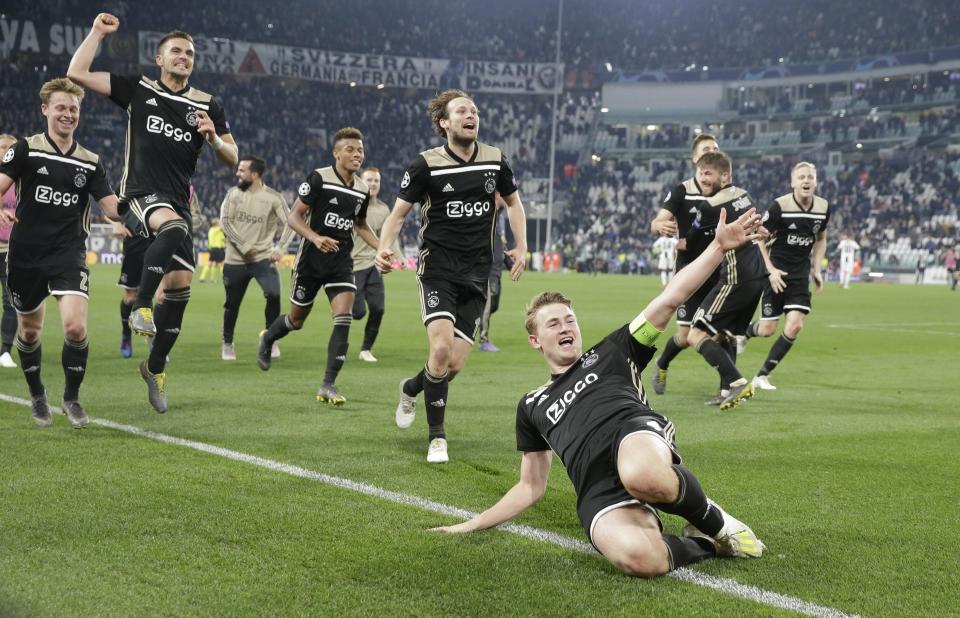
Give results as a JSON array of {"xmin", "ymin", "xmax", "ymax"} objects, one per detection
[
  {"xmin": 652, "ymin": 464, "xmax": 725, "ymax": 536},
  {"xmin": 323, "ymin": 314, "xmax": 352, "ymax": 385},
  {"xmin": 403, "ymin": 368, "xmax": 426, "ymax": 398},
  {"xmin": 423, "ymin": 368, "xmax": 448, "ymax": 440},
  {"xmin": 695, "ymin": 338, "xmax": 743, "ymax": 387},
  {"xmin": 662, "ymin": 534, "xmax": 716, "ymax": 569},
  {"xmin": 147, "ymin": 287, "xmax": 190, "ymax": 374},
  {"xmin": 120, "ymin": 299, "xmax": 133, "ymax": 337},
  {"xmin": 657, "ymin": 334, "xmax": 685, "ymax": 370},
  {"xmin": 135, "ymin": 219, "xmax": 189, "ymax": 308},
  {"xmin": 719, "ymin": 338, "xmax": 738, "ymax": 391},
  {"xmin": 16, "ymin": 336, "xmax": 44, "ymax": 397},
  {"xmin": 62, "ymin": 338, "xmax": 89, "ymax": 401},
  {"xmin": 758, "ymin": 333, "xmax": 795, "ymax": 377},
  {"xmin": 263, "ymin": 313, "xmax": 296, "ymax": 346}
]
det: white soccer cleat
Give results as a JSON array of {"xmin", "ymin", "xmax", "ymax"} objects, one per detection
[
  {"xmin": 271, "ymin": 341, "xmax": 281, "ymax": 359},
  {"xmin": 707, "ymin": 500, "xmax": 765, "ymax": 558},
  {"xmin": 752, "ymin": 375, "xmax": 777, "ymax": 391},
  {"xmin": 221, "ymin": 342, "xmax": 236, "ymax": 361},
  {"xmin": 396, "ymin": 379, "xmax": 416, "ymax": 429},
  {"xmin": 427, "ymin": 437, "xmax": 449, "ymax": 464},
  {"xmin": 735, "ymin": 335, "xmax": 748, "ymax": 355},
  {"xmin": 0, "ymin": 351, "xmax": 17, "ymax": 368},
  {"xmin": 358, "ymin": 349, "xmax": 377, "ymax": 362}
]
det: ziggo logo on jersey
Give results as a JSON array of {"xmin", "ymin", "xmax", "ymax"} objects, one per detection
[
  {"xmin": 446, "ymin": 200, "xmax": 490, "ymax": 218},
  {"xmin": 35, "ymin": 185, "xmax": 80, "ymax": 206},
  {"xmin": 324, "ymin": 212, "xmax": 354, "ymax": 231},
  {"xmin": 146, "ymin": 115, "xmax": 194, "ymax": 142}
]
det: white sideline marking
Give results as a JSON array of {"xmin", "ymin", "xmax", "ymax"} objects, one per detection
[
  {"xmin": 826, "ymin": 323, "xmax": 960, "ymax": 337},
  {"xmin": 1, "ymin": 392, "xmax": 857, "ymax": 618}
]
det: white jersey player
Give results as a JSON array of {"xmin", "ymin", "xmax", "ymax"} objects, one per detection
[
  {"xmin": 837, "ymin": 234, "xmax": 859, "ymax": 289},
  {"xmin": 653, "ymin": 235, "xmax": 678, "ymax": 287}
]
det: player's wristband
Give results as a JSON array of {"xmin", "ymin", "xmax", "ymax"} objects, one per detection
[
  {"xmin": 629, "ymin": 313, "xmax": 663, "ymax": 347},
  {"xmin": 210, "ymin": 135, "xmax": 225, "ymax": 151}
]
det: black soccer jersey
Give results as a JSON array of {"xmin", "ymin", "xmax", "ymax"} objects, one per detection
[
  {"xmin": 763, "ymin": 193, "xmax": 830, "ymax": 276},
  {"xmin": 398, "ymin": 142, "xmax": 517, "ymax": 280},
  {"xmin": 662, "ymin": 177, "xmax": 708, "ymax": 268},
  {"xmin": 0, "ymin": 133, "xmax": 112, "ymax": 267},
  {"xmin": 515, "ymin": 325, "xmax": 667, "ymax": 494},
  {"xmin": 109, "ymin": 74, "xmax": 229, "ymax": 207},
  {"xmin": 686, "ymin": 185, "xmax": 767, "ymax": 284},
  {"xmin": 295, "ymin": 166, "xmax": 369, "ymax": 270}
]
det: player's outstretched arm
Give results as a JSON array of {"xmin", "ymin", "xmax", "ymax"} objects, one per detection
[
  {"xmin": 501, "ymin": 191, "xmax": 527, "ymax": 281},
  {"xmin": 432, "ymin": 450, "xmax": 551, "ymax": 534},
  {"xmin": 67, "ymin": 14, "xmax": 119, "ymax": 96},
  {"xmin": 642, "ymin": 208, "xmax": 762, "ymax": 330},
  {"xmin": 375, "ymin": 198, "xmax": 413, "ymax": 273}
]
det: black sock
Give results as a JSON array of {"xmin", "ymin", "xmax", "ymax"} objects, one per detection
[
  {"xmin": 423, "ymin": 368, "xmax": 449, "ymax": 440},
  {"xmin": 747, "ymin": 321, "xmax": 762, "ymax": 339},
  {"xmin": 651, "ymin": 465, "xmax": 725, "ymax": 536},
  {"xmin": 758, "ymin": 333, "xmax": 795, "ymax": 377},
  {"xmin": 403, "ymin": 368, "xmax": 426, "ymax": 397},
  {"xmin": 62, "ymin": 338, "xmax": 89, "ymax": 401},
  {"xmin": 362, "ymin": 308, "xmax": 384, "ymax": 351},
  {"xmin": 120, "ymin": 299, "xmax": 133, "ymax": 337},
  {"xmin": 16, "ymin": 336, "xmax": 44, "ymax": 397},
  {"xmin": 719, "ymin": 338, "xmax": 738, "ymax": 390},
  {"xmin": 135, "ymin": 219, "xmax": 189, "ymax": 308},
  {"xmin": 657, "ymin": 334, "xmax": 685, "ymax": 370},
  {"xmin": 147, "ymin": 287, "xmax": 189, "ymax": 374},
  {"xmin": 263, "ymin": 314, "xmax": 296, "ymax": 346},
  {"xmin": 696, "ymin": 338, "xmax": 743, "ymax": 387},
  {"xmin": 662, "ymin": 534, "xmax": 717, "ymax": 570},
  {"xmin": 323, "ymin": 314, "xmax": 352, "ymax": 385}
]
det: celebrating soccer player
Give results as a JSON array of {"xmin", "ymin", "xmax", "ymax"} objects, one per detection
[
  {"xmin": 68, "ymin": 13, "xmax": 238, "ymax": 413},
  {"xmin": 433, "ymin": 208, "xmax": 766, "ymax": 577},
  {"xmin": 0, "ymin": 78, "xmax": 121, "ymax": 427},
  {"xmin": 375, "ymin": 90, "xmax": 528, "ymax": 464},
  {"xmin": 256, "ymin": 128, "xmax": 379, "ymax": 406},
  {"xmin": 740, "ymin": 162, "xmax": 829, "ymax": 391}
]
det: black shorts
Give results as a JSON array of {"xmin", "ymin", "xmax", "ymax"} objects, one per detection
[
  {"xmin": 122, "ymin": 193, "xmax": 195, "ymax": 272},
  {"xmin": 760, "ymin": 275, "xmax": 811, "ymax": 320},
  {"xmin": 577, "ymin": 414, "xmax": 681, "ymax": 547},
  {"xmin": 209, "ymin": 247, "xmax": 226, "ymax": 263},
  {"xmin": 676, "ymin": 269, "xmax": 718, "ymax": 326},
  {"xmin": 418, "ymin": 275, "xmax": 486, "ymax": 344},
  {"xmin": 693, "ymin": 277, "xmax": 764, "ymax": 337},
  {"xmin": 118, "ymin": 234, "xmax": 150, "ymax": 290},
  {"xmin": 290, "ymin": 255, "xmax": 355, "ymax": 306},
  {"xmin": 8, "ymin": 261, "xmax": 90, "ymax": 314}
]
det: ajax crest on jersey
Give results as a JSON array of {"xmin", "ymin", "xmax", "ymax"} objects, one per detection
[
  {"xmin": 427, "ymin": 291, "xmax": 439, "ymax": 308},
  {"xmin": 484, "ymin": 178, "xmax": 497, "ymax": 194},
  {"xmin": 581, "ymin": 352, "xmax": 599, "ymax": 368},
  {"xmin": 185, "ymin": 110, "xmax": 199, "ymax": 127},
  {"xmin": 74, "ymin": 172, "xmax": 87, "ymax": 188}
]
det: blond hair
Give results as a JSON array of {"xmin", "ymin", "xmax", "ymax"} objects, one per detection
[
  {"xmin": 524, "ymin": 291, "xmax": 573, "ymax": 335},
  {"xmin": 792, "ymin": 161, "xmax": 817, "ymax": 174},
  {"xmin": 39, "ymin": 78, "xmax": 84, "ymax": 105}
]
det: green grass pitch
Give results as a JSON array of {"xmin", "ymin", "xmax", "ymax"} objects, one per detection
[{"xmin": 1, "ymin": 265, "xmax": 957, "ymax": 617}]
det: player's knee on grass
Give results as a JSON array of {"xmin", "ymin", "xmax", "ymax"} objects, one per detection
[{"xmin": 608, "ymin": 530, "xmax": 671, "ymax": 578}]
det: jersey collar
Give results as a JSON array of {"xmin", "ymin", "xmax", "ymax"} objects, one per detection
[
  {"xmin": 44, "ymin": 132, "xmax": 76, "ymax": 157},
  {"xmin": 155, "ymin": 76, "xmax": 191, "ymax": 97},
  {"xmin": 792, "ymin": 193, "xmax": 814, "ymax": 212},
  {"xmin": 332, "ymin": 166, "xmax": 355, "ymax": 188},
  {"xmin": 444, "ymin": 142, "xmax": 478, "ymax": 165}
]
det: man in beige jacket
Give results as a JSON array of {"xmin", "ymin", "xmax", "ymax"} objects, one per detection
[{"xmin": 219, "ymin": 156, "xmax": 294, "ymax": 361}]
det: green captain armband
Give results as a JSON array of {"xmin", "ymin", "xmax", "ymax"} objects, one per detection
[{"xmin": 629, "ymin": 313, "xmax": 663, "ymax": 347}]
